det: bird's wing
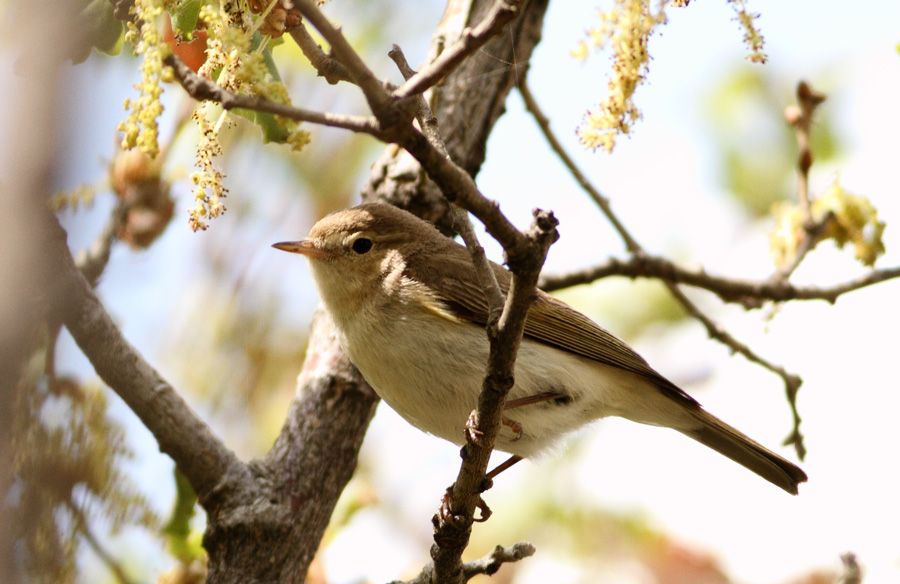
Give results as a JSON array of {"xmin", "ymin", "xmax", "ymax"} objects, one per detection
[{"xmin": 408, "ymin": 245, "xmax": 698, "ymax": 407}]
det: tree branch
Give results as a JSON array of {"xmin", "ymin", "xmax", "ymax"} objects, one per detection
[
  {"xmin": 392, "ymin": 542, "xmax": 535, "ymax": 584},
  {"xmin": 49, "ymin": 215, "xmax": 248, "ymax": 501},
  {"xmin": 288, "ymin": 21, "xmax": 353, "ymax": 84},
  {"xmin": 388, "ymin": 43, "xmax": 505, "ymax": 324},
  {"xmin": 293, "ymin": 0, "xmax": 394, "ymax": 114},
  {"xmin": 394, "ymin": 0, "xmax": 525, "ymax": 100},
  {"xmin": 538, "ymin": 253, "xmax": 900, "ymax": 306},
  {"xmin": 431, "ymin": 210, "xmax": 558, "ymax": 584},
  {"xmin": 164, "ymin": 53, "xmax": 385, "ymax": 138}
]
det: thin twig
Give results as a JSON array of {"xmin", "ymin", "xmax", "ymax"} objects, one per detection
[
  {"xmin": 394, "ymin": 1, "xmax": 524, "ymax": 100},
  {"xmin": 773, "ymin": 81, "xmax": 828, "ymax": 282},
  {"xmin": 391, "ymin": 542, "xmax": 535, "ymax": 584},
  {"xmin": 521, "ymin": 78, "xmax": 807, "ymax": 458},
  {"xmin": 538, "ymin": 253, "xmax": 900, "ymax": 306},
  {"xmin": 388, "ymin": 45, "xmax": 441, "ymax": 146},
  {"xmin": 665, "ymin": 283, "xmax": 805, "ymax": 459},
  {"xmin": 164, "ymin": 54, "xmax": 385, "ymax": 138},
  {"xmin": 293, "ymin": 0, "xmax": 393, "ymax": 114},
  {"xmin": 75, "ymin": 203, "xmax": 127, "ymax": 286},
  {"xmin": 462, "ymin": 542, "xmax": 536, "ymax": 579},
  {"xmin": 519, "ymin": 80, "xmax": 639, "ymax": 252},
  {"xmin": 388, "ymin": 43, "xmax": 505, "ymax": 325},
  {"xmin": 288, "ymin": 22, "xmax": 353, "ymax": 84}
]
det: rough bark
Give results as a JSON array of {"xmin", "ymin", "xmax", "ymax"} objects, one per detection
[{"xmin": 204, "ymin": 311, "xmax": 378, "ymax": 582}]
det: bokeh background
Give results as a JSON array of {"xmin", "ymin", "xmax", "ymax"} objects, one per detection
[{"xmin": 2, "ymin": 1, "xmax": 899, "ymax": 582}]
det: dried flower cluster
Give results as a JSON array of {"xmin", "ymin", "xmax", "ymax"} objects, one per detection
[
  {"xmin": 728, "ymin": 0, "xmax": 767, "ymax": 64},
  {"xmin": 573, "ymin": 0, "xmax": 669, "ymax": 152},
  {"xmin": 771, "ymin": 179, "xmax": 886, "ymax": 268},
  {"xmin": 574, "ymin": 0, "xmax": 767, "ymax": 152},
  {"xmin": 187, "ymin": 1, "xmax": 311, "ymax": 231}
]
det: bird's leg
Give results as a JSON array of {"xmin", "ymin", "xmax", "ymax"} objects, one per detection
[
  {"xmin": 500, "ymin": 415, "xmax": 523, "ymax": 441},
  {"xmin": 480, "ymin": 454, "xmax": 523, "ymax": 492},
  {"xmin": 474, "ymin": 392, "xmax": 568, "ymax": 491},
  {"xmin": 500, "ymin": 391, "xmax": 570, "ymax": 442},
  {"xmin": 504, "ymin": 391, "xmax": 570, "ymax": 409}
]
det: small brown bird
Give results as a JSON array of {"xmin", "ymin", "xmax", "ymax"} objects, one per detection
[{"xmin": 274, "ymin": 203, "xmax": 807, "ymax": 494}]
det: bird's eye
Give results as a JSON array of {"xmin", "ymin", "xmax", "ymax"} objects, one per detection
[{"xmin": 352, "ymin": 237, "xmax": 373, "ymax": 254}]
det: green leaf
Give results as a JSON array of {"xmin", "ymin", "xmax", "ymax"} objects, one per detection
[
  {"xmin": 171, "ymin": 0, "xmax": 203, "ymax": 37},
  {"xmin": 163, "ymin": 468, "xmax": 204, "ymax": 562},
  {"xmin": 232, "ymin": 43, "xmax": 291, "ymax": 144},
  {"xmin": 233, "ymin": 108, "xmax": 291, "ymax": 143},
  {"xmin": 262, "ymin": 44, "xmax": 283, "ymax": 81},
  {"xmin": 73, "ymin": 0, "xmax": 125, "ymax": 62}
]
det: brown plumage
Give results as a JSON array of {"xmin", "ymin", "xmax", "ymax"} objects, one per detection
[{"xmin": 276, "ymin": 203, "xmax": 808, "ymax": 494}]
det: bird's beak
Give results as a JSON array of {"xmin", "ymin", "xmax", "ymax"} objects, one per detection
[{"xmin": 271, "ymin": 239, "xmax": 331, "ymax": 260}]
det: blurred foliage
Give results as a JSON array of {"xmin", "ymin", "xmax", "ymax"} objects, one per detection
[
  {"xmin": 10, "ymin": 331, "xmax": 158, "ymax": 583},
  {"xmin": 162, "ymin": 469, "xmax": 204, "ymax": 564},
  {"xmin": 705, "ymin": 67, "xmax": 840, "ymax": 215},
  {"xmin": 163, "ymin": 264, "xmax": 309, "ymax": 456},
  {"xmin": 73, "ymin": 0, "xmax": 125, "ymax": 62},
  {"xmin": 159, "ymin": 469, "xmax": 207, "ymax": 583}
]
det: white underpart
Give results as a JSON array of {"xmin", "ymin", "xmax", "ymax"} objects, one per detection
[{"xmin": 313, "ymin": 260, "xmax": 687, "ymax": 458}]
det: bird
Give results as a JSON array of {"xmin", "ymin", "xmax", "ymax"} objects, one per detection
[{"xmin": 273, "ymin": 202, "xmax": 807, "ymax": 494}]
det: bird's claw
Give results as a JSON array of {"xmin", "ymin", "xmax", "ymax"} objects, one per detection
[
  {"xmin": 465, "ymin": 410, "xmax": 484, "ymax": 444},
  {"xmin": 501, "ymin": 415, "xmax": 523, "ymax": 441}
]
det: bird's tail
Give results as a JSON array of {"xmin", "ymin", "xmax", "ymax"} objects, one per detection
[{"xmin": 681, "ymin": 408, "xmax": 808, "ymax": 495}]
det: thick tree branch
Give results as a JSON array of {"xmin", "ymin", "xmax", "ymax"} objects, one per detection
[
  {"xmin": 164, "ymin": 53, "xmax": 385, "ymax": 138},
  {"xmin": 49, "ymin": 216, "xmax": 248, "ymax": 501}
]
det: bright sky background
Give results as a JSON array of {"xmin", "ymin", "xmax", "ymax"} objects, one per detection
[{"xmin": 5, "ymin": 1, "xmax": 899, "ymax": 582}]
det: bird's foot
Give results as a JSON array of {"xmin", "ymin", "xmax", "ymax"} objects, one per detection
[
  {"xmin": 501, "ymin": 415, "xmax": 523, "ymax": 441},
  {"xmin": 465, "ymin": 409, "xmax": 484, "ymax": 444}
]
